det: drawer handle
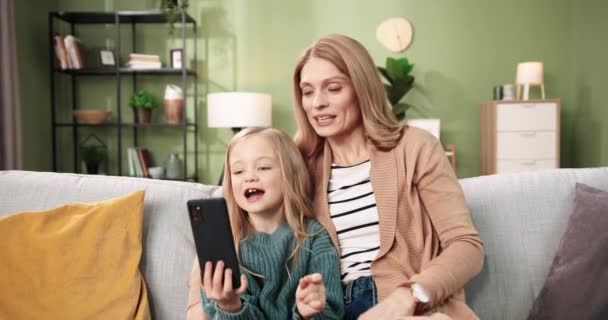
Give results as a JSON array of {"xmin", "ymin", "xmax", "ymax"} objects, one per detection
[
  {"xmin": 522, "ymin": 104, "xmax": 537, "ymax": 108},
  {"xmin": 521, "ymin": 161, "xmax": 537, "ymax": 166},
  {"xmin": 520, "ymin": 131, "xmax": 537, "ymax": 137}
]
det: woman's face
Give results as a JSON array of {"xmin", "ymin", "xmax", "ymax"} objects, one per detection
[{"xmin": 299, "ymin": 57, "xmax": 362, "ymax": 140}]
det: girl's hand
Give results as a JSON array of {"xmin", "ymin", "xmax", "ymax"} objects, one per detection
[
  {"xmin": 202, "ymin": 260, "xmax": 248, "ymax": 313},
  {"xmin": 296, "ymin": 273, "xmax": 326, "ymax": 318}
]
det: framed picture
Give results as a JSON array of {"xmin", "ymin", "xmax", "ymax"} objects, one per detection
[
  {"xmin": 99, "ymin": 50, "xmax": 115, "ymax": 66},
  {"xmin": 170, "ymin": 49, "xmax": 183, "ymax": 69}
]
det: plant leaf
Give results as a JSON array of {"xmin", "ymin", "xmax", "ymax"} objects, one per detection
[
  {"xmin": 395, "ymin": 57, "xmax": 414, "ymax": 75},
  {"xmin": 377, "ymin": 67, "xmax": 393, "ymax": 84},
  {"xmin": 392, "ymin": 102, "xmax": 411, "ymax": 121},
  {"xmin": 386, "ymin": 57, "xmax": 404, "ymax": 82}
]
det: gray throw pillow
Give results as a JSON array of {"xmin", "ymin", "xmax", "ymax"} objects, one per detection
[{"xmin": 528, "ymin": 183, "xmax": 608, "ymax": 320}]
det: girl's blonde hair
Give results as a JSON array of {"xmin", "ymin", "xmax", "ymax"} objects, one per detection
[
  {"xmin": 292, "ymin": 34, "xmax": 404, "ymax": 159},
  {"xmin": 223, "ymin": 127, "xmax": 314, "ymax": 269}
]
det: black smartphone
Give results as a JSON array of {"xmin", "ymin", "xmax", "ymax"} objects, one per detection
[{"xmin": 187, "ymin": 197, "xmax": 241, "ymax": 288}]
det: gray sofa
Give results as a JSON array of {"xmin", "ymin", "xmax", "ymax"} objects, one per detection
[{"xmin": 1, "ymin": 167, "xmax": 607, "ymax": 319}]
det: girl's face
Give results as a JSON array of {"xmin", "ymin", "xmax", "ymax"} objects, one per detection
[
  {"xmin": 229, "ymin": 135, "xmax": 284, "ymax": 218},
  {"xmin": 299, "ymin": 57, "xmax": 362, "ymax": 140}
]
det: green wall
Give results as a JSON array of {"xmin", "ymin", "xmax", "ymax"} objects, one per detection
[
  {"xmin": 569, "ymin": 1, "xmax": 608, "ymax": 167},
  {"xmin": 16, "ymin": 0, "xmax": 58, "ymax": 171},
  {"xmin": 16, "ymin": 0, "xmax": 607, "ymax": 184}
]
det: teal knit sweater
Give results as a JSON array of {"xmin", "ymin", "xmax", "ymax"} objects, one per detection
[{"xmin": 200, "ymin": 220, "xmax": 344, "ymax": 320}]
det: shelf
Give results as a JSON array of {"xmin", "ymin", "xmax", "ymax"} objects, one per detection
[
  {"xmin": 50, "ymin": 11, "xmax": 196, "ymax": 24},
  {"xmin": 54, "ymin": 68, "xmax": 197, "ymax": 76},
  {"xmin": 50, "ymin": 10, "xmax": 199, "ymax": 182},
  {"xmin": 55, "ymin": 122, "xmax": 197, "ymax": 128}
]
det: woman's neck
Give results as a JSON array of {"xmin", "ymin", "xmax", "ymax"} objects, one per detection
[{"xmin": 327, "ymin": 127, "xmax": 369, "ymax": 166}]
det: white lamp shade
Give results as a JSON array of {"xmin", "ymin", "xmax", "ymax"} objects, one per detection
[
  {"xmin": 207, "ymin": 92, "xmax": 272, "ymax": 128},
  {"xmin": 516, "ymin": 62, "xmax": 544, "ymax": 85}
]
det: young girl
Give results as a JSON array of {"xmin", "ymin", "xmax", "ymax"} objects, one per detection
[{"xmin": 186, "ymin": 127, "xmax": 344, "ymax": 320}]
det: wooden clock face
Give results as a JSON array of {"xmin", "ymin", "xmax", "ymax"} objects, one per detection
[{"xmin": 376, "ymin": 17, "xmax": 413, "ymax": 52}]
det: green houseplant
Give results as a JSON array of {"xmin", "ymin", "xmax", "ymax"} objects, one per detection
[
  {"xmin": 80, "ymin": 145, "xmax": 107, "ymax": 174},
  {"xmin": 130, "ymin": 90, "xmax": 159, "ymax": 124},
  {"xmin": 160, "ymin": 0, "xmax": 189, "ymax": 34},
  {"xmin": 377, "ymin": 56, "xmax": 414, "ymax": 121}
]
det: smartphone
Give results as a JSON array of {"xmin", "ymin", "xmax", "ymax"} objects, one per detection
[{"xmin": 187, "ymin": 197, "xmax": 241, "ymax": 288}]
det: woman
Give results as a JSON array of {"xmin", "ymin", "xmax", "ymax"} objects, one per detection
[{"xmin": 292, "ymin": 34, "xmax": 484, "ymax": 319}]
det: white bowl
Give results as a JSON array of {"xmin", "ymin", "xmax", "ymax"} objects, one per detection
[{"xmin": 148, "ymin": 166, "xmax": 163, "ymax": 179}]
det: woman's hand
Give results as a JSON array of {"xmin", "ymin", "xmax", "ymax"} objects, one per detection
[
  {"xmin": 296, "ymin": 273, "xmax": 326, "ymax": 318},
  {"xmin": 396, "ymin": 313, "xmax": 452, "ymax": 320},
  {"xmin": 202, "ymin": 260, "xmax": 248, "ymax": 313},
  {"xmin": 359, "ymin": 287, "xmax": 416, "ymax": 320}
]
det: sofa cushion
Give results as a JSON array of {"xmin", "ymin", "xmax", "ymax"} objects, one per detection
[
  {"xmin": 460, "ymin": 167, "xmax": 608, "ymax": 319},
  {"xmin": 0, "ymin": 190, "xmax": 150, "ymax": 319},
  {"xmin": 0, "ymin": 171, "xmax": 220, "ymax": 319},
  {"xmin": 527, "ymin": 183, "xmax": 608, "ymax": 320}
]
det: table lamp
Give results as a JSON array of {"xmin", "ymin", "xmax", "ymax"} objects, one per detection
[
  {"xmin": 516, "ymin": 62, "xmax": 545, "ymax": 100},
  {"xmin": 207, "ymin": 92, "xmax": 272, "ymax": 184},
  {"xmin": 207, "ymin": 92, "xmax": 272, "ymax": 133}
]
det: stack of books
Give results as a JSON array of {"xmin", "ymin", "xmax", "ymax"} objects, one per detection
[
  {"xmin": 127, "ymin": 147, "xmax": 154, "ymax": 177},
  {"xmin": 53, "ymin": 33, "xmax": 85, "ymax": 70},
  {"xmin": 127, "ymin": 53, "xmax": 162, "ymax": 69}
]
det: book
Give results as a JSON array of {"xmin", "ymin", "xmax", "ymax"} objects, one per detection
[
  {"xmin": 64, "ymin": 35, "xmax": 85, "ymax": 69},
  {"xmin": 127, "ymin": 61, "xmax": 162, "ymax": 69},
  {"xmin": 53, "ymin": 33, "xmax": 68, "ymax": 70},
  {"xmin": 128, "ymin": 53, "xmax": 161, "ymax": 62},
  {"xmin": 137, "ymin": 148, "xmax": 154, "ymax": 178}
]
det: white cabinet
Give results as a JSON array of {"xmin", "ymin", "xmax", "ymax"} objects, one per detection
[{"xmin": 480, "ymin": 100, "xmax": 560, "ymax": 175}]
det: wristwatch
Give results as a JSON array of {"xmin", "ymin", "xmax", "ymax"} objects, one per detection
[
  {"xmin": 408, "ymin": 282, "xmax": 430, "ymax": 313},
  {"xmin": 411, "ymin": 282, "xmax": 430, "ymax": 304}
]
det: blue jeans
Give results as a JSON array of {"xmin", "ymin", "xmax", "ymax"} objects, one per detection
[{"xmin": 342, "ymin": 276, "xmax": 378, "ymax": 320}]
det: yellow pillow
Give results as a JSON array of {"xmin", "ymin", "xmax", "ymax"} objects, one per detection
[{"xmin": 0, "ymin": 190, "xmax": 151, "ymax": 320}]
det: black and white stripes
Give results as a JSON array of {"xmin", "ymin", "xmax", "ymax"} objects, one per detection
[{"xmin": 328, "ymin": 160, "xmax": 380, "ymax": 282}]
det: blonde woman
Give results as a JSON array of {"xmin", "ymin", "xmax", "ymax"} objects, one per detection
[
  {"xmin": 292, "ymin": 34, "xmax": 484, "ymax": 319},
  {"xmin": 186, "ymin": 128, "xmax": 344, "ymax": 319}
]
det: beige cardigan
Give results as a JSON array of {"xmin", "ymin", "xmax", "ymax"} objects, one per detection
[{"xmin": 310, "ymin": 126, "xmax": 484, "ymax": 319}]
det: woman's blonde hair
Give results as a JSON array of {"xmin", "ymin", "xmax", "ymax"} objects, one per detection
[
  {"xmin": 292, "ymin": 34, "xmax": 404, "ymax": 159},
  {"xmin": 222, "ymin": 127, "xmax": 314, "ymax": 270}
]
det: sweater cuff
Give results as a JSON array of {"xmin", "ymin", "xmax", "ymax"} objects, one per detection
[
  {"xmin": 213, "ymin": 301, "xmax": 250, "ymax": 320},
  {"xmin": 291, "ymin": 303, "xmax": 305, "ymax": 320}
]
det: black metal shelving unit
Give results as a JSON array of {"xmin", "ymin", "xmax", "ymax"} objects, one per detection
[{"xmin": 48, "ymin": 10, "xmax": 199, "ymax": 181}]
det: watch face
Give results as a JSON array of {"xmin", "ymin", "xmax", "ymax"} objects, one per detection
[
  {"xmin": 412, "ymin": 282, "xmax": 430, "ymax": 303},
  {"xmin": 376, "ymin": 17, "xmax": 413, "ymax": 53}
]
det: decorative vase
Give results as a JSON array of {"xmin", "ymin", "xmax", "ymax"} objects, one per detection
[
  {"xmin": 163, "ymin": 85, "xmax": 184, "ymax": 124},
  {"xmin": 163, "ymin": 99, "xmax": 184, "ymax": 124},
  {"xmin": 164, "ymin": 153, "xmax": 183, "ymax": 179}
]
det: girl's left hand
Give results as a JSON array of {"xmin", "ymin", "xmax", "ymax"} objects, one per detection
[{"xmin": 296, "ymin": 273, "xmax": 326, "ymax": 318}]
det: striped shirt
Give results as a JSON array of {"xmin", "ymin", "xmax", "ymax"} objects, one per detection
[{"xmin": 328, "ymin": 160, "xmax": 380, "ymax": 283}]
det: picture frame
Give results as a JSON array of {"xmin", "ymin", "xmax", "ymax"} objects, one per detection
[
  {"xmin": 99, "ymin": 50, "xmax": 115, "ymax": 66},
  {"xmin": 170, "ymin": 49, "xmax": 183, "ymax": 69}
]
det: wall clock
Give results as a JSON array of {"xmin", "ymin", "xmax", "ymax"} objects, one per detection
[{"xmin": 376, "ymin": 17, "xmax": 413, "ymax": 52}]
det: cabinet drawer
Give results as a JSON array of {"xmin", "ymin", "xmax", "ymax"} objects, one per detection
[
  {"xmin": 497, "ymin": 103, "xmax": 557, "ymax": 131},
  {"xmin": 497, "ymin": 159, "xmax": 557, "ymax": 173},
  {"xmin": 497, "ymin": 131, "xmax": 556, "ymax": 159}
]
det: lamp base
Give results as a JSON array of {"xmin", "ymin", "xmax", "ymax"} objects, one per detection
[{"xmin": 516, "ymin": 83, "xmax": 546, "ymax": 100}]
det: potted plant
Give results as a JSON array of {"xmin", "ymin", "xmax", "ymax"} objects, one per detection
[
  {"xmin": 160, "ymin": 0, "xmax": 189, "ymax": 34},
  {"xmin": 377, "ymin": 56, "xmax": 414, "ymax": 121},
  {"xmin": 130, "ymin": 90, "xmax": 159, "ymax": 124},
  {"xmin": 80, "ymin": 145, "xmax": 107, "ymax": 174}
]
